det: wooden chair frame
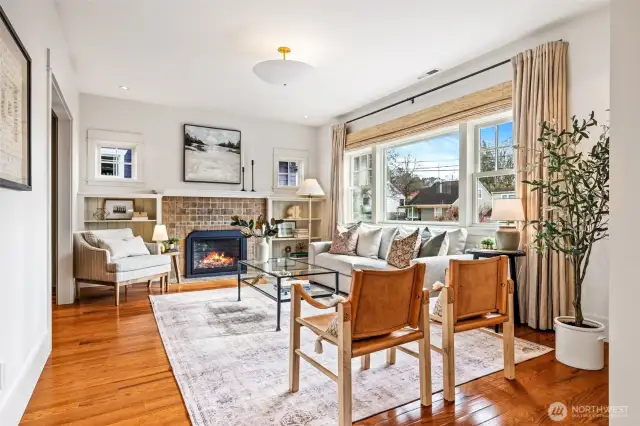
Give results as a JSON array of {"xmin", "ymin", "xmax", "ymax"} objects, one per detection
[
  {"xmin": 289, "ymin": 264, "xmax": 432, "ymax": 426},
  {"xmin": 431, "ymin": 256, "xmax": 515, "ymax": 402}
]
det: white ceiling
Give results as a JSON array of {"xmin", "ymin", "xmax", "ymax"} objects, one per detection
[{"xmin": 56, "ymin": 0, "xmax": 607, "ymax": 126}]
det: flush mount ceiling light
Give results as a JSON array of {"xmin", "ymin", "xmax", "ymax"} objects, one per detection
[{"xmin": 253, "ymin": 46, "xmax": 314, "ymax": 86}]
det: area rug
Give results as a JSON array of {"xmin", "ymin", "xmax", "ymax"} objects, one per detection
[{"xmin": 150, "ymin": 288, "xmax": 552, "ymax": 426}]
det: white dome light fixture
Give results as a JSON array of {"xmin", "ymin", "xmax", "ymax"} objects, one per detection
[{"xmin": 253, "ymin": 46, "xmax": 314, "ymax": 86}]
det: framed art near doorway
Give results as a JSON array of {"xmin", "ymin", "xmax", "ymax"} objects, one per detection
[{"xmin": 0, "ymin": 5, "xmax": 32, "ymax": 191}]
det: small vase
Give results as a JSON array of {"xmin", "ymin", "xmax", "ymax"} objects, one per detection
[
  {"xmin": 169, "ymin": 243, "xmax": 175, "ymax": 250},
  {"xmin": 256, "ymin": 238, "xmax": 270, "ymax": 263}
]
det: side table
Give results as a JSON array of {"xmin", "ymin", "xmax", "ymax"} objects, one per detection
[
  {"xmin": 149, "ymin": 251, "xmax": 183, "ymax": 292},
  {"xmin": 465, "ymin": 248, "xmax": 525, "ymax": 328}
]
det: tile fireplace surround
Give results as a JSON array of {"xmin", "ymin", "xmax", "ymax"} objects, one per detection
[{"xmin": 162, "ymin": 196, "xmax": 267, "ymax": 277}]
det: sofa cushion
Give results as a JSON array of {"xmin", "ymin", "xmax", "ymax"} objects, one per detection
[
  {"xmin": 315, "ymin": 252, "xmax": 395, "ymax": 277},
  {"xmin": 99, "ymin": 236, "xmax": 150, "ymax": 260},
  {"xmin": 387, "ymin": 229, "xmax": 422, "ymax": 269},
  {"xmin": 356, "ymin": 226, "xmax": 383, "ymax": 259},
  {"xmin": 445, "ymin": 228, "xmax": 468, "ymax": 255},
  {"xmin": 84, "ymin": 228, "xmax": 134, "ymax": 248},
  {"xmin": 377, "ymin": 226, "xmax": 398, "ymax": 260},
  {"xmin": 418, "ymin": 231, "xmax": 449, "ymax": 258},
  {"xmin": 329, "ymin": 225, "xmax": 359, "ymax": 256},
  {"xmin": 106, "ymin": 254, "xmax": 171, "ymax": 273}
]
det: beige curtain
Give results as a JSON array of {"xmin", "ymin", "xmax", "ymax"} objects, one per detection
[
  {"xmin": 328, "ymin": 124, "xmax": 346, "ymax": 239},
  {"xmin": 513, "ymin": 41, "xmax": 571, "ymax": 329}
]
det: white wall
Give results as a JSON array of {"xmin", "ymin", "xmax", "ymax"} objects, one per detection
[
  {"xmin": 0, "ymin": 1, "xmax": 79, "ymax": 424},
  {"xmin": 610, "ymin": 0, "xmax": 639, "ymax": 423},
  {"xmin": 316, "ymin": 6, "xmax": 611, "ymax": 327},
  {"xmin": 78, "ymin": 94, "xmax": 317, "ymax": 199}
]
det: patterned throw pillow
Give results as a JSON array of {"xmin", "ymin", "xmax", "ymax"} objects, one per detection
[
  {"xmin": 431, "ymin": 281, "xmax": 446, "ymax": 318},
  {"xmin": 328, "ymin": 225, "xmax": 359, "ymax": 256},
  {"xmin": 386, "ymin": 229, "xmax": 422, "ymax": 268}
]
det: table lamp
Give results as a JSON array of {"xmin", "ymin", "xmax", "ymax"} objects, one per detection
[
  {"xmin": 296, "ymin": 179, "xmax": 325, "ymax": 249},
  {"xmin": 152, "ymin": 224, "xmax": 169, "ymax": 253},
  {"xmin": 490, "ymin": 198, "xmax": 525, "ymax": 251}
]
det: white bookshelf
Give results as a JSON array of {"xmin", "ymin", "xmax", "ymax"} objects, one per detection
[
  {"xmin": 267, "ymin": 196, "xmax": 326, "ymax": 258},
  {"xmin": 79, "ymin": 193, "xmax": 162, "ymax": 241}
]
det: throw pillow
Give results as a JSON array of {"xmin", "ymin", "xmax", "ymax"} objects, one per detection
[
  {"xmin": 377, "ymin": 226, "xmax": 398, "ymax": 260},
  {"xmin": 356, "ymin": 226, "xmax": 383, "ymax": 259},
  {"xmin": 446, "ymin": 228, "xmax": 468, "ymax": 255},
  {"xmin": 328, "ymin": 225, "xmax": 359, "ymax": 256},
  {"xmin": 99, "ymin": 236, "xmax": 150, "ymax": 260},
  {"xmin": 418, "ymin": 231, "xmax": 450, "ymax": 258},
  {"xmin": 431, "ymin": 281, "xmax": 446, "ymax": 318},
  {"xmin": 386, "ymin": 229, "xmax": 422, "ymax": 268}
]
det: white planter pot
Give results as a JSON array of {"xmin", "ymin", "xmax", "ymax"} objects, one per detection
[
  {"xmin": 554, "ymin": 316, "xmax": 605, "ymax": 370},
  {"xmin": 255, "ymin": 238, "xmax": 270, "ymax": 263}
]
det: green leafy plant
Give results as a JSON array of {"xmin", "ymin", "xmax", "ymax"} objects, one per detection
[
  {"xmin": 522, "ymin": 112, "xmax": 609, "ymax": 328},
  {"xmin": 480, "ymin": 237, "xmax": 495, "ymax": 249},
  {"xmin": 167, "ymin": 237, "xmax": 180, "ymax": 245},
  {"xmin": 230, "ymin": 215, "xmax": 284, "ymax": 241}
]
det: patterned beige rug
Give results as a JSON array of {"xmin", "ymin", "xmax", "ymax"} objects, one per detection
[{"xmin": 150, "ymin": 288, "xmax": 552, "ymax": 426}]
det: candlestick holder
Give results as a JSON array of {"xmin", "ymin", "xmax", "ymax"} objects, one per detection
[
  {"xmin": 251, "ymin": 160, "xmax": 256, "ymax": 192},
  {"xmin": 241, "ymin": 166, "xmax": 246, "ymax": 191}
]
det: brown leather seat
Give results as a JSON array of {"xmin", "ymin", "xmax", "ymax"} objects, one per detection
[{"xmin": 289, "ymin": 263, "xmax": 432, "ymax": 426}]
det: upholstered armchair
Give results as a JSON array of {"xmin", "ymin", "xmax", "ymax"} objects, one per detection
[{"xmin": 73, "ymin": 229, "xmax": 171, "ymax": 305}]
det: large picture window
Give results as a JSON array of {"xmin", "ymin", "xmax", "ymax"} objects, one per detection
[
  {"xmin": 343, "ymin": 110, "xmax": 512, "ymax": 228},
  {"xmin": 474, "ymin": 119, "xmax": 516, "ymax": 223},
  {"xmin": 384, "ymin": 131, "xmax": 460, "ymax": 223}
]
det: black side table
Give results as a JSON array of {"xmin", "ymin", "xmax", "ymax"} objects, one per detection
[{"xmin": 465, "ymin": 248, "xmax": 526, "ymax": 326}]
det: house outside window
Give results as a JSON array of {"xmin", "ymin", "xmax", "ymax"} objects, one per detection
[
  {"xmin": 384, "ymin": 130, "xmax": 460, "ymax": 223},
  {"xmin": 473, "ymin": 119, "xmax": 516, "ymax": 223}
]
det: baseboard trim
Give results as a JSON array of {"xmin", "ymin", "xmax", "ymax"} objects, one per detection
[{"xmin": 0, "ymin": 332, "xmax": 51, "ymax": 425}]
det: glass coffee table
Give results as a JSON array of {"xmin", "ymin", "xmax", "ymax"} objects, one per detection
[{"xmin": 237, "ymin": 258, "xmax": 340, "ymax": 331}]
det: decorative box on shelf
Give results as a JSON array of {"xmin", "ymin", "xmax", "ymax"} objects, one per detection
[{"xmin": 132, "ymin": 212, "xmax": 148, "ymax": 221}]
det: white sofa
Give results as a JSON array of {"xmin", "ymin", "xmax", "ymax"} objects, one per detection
[{"xmin": 308, "ymin": 225, "xmax": 473, "ymax": 294}]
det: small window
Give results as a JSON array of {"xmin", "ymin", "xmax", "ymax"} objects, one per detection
[
  {"xmin": 100, "ymin": 147, "xmax": 133, "ymax": 179},
  {"xmin": 277, "ymin": 161, "xmax": 300, "ymax": 188},
  {"xmin": 87, "ymin": 130, "xmax": 143, "ymax": 186}
]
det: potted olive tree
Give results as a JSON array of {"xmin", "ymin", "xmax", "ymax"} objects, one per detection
[{"xmin": 523, "ymin": 112, "xmax": 609, "ymax": 370}]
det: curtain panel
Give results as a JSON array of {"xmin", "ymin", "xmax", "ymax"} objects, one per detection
[
  {"xmin": 513, "ymin": 40, "xmax": 571, "ymax": 330},
  {"xmin": 345, "ymin": 81, "xmax": 512, "ymax": 150},
  {"xmin": 328, "ymin": 124, "xmax": 346, "ymax": 239}
]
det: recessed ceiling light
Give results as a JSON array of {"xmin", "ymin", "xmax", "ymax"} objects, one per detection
[
  {"xmin": 304, "ymin": 115, "xmax": 308, "ymax": 118},
  {"xmin": 118, "ymin": 85, "xmax": 129, "ymax": 90}
]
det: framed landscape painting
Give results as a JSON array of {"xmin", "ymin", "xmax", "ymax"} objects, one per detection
[
  {"xmin": 0, "ymin": 6, "xmax": 31, "ymax": 191},
  {"xmin": 183, "ymin": 124, "xmax": 242, "ymax": 184}
]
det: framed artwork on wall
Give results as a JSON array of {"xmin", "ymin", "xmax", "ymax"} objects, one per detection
[
  {"xmin": 0, "ymin": 6, "xmax": 32, "ymax": 191},
  {"xmin": 183, "ymin": 124, "xmax": 242, "ymax": 184},
  {"xmin": 104, "ymin": 199, "xmax": 135, "ymax": 220}
]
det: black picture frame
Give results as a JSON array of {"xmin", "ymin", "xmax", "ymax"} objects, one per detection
[
  {"xmin": 183, "ymin": 124, "xmax": 242, "ymax": 184},
  {"xmin": 0, "ymin": 5, "xmax": 31, "ymax": 191}
]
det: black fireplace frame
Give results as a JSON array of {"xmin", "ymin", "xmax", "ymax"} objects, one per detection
[{"xmin": 185, "ymin": 230, "xmax": 247, "ymax": 278}]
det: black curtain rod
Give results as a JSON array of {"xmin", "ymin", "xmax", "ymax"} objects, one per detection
[{"xmin": 346, "ymin": 58, "xmax": 512, "ymax": 125}]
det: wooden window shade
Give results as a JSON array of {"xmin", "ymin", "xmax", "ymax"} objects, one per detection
[{"xmin": 345, "ymin": 81, "xmax": 512, "ymax": 150}]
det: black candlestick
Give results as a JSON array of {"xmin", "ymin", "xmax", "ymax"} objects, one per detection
[
  {"xmin": 241, "ymin": 166, "xmax": 246, "ymax": 191},
  {"xmin": 251, "ymin": 160, "xmax": 256, "ymax": 192}
]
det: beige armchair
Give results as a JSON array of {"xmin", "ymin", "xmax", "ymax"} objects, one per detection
[{"xmin": 73, "ymin": 229, "xmax": 171, "ymax": 305}]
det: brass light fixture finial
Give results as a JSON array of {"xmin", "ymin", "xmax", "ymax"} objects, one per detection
[{"xmin": 277, "ymin": 46, "xmax": 291, "ymax": 60}]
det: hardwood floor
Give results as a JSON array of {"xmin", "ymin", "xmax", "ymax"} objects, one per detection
[{"xmin": 21, "ymin": 281, "xmax": 609, "ymax": 425}]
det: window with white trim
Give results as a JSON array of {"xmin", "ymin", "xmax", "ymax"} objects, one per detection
[
  {"xmin": 273, "ymin": 148, "xmax": 307, "ymax": 190},
  {"xmin": 345, "ymin": 151, "xmax": 373, "ymax": 222},
  {"xmin": 87, "ymin": 130, "xmax": 144, "ymax": 186},
  {"xmin": 473, "ymin": 119, "xmax": 515, "ymax": 223}
]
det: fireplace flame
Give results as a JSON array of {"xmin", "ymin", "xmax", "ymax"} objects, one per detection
[{"xmin": 199, "ymin": 251, "xmax": 234, "ymax": 268}]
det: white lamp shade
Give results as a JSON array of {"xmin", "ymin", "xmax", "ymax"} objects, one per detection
[
  {"xmin": 152, "ymin": 224, "xmax": 169, "ymax": 242},
  {"xmin": 296, "ymin": 178, "xmax": 325, "ymax": 196},
  {"xmin": 491, "ymin": 198, "xmax": 525, "ymax": 222},
  {"xmin": 253, "ymin": 59, "xmax": 314, "ymax": 86}
]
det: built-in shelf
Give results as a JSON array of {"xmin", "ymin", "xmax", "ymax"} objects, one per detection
[
  {"xmin": 280, "ymin": 218, "xmax": 322, "ymax": 221},
  {"xmin": 84, "ymin": 219, "xmax": 157, "ymax": 223}
]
